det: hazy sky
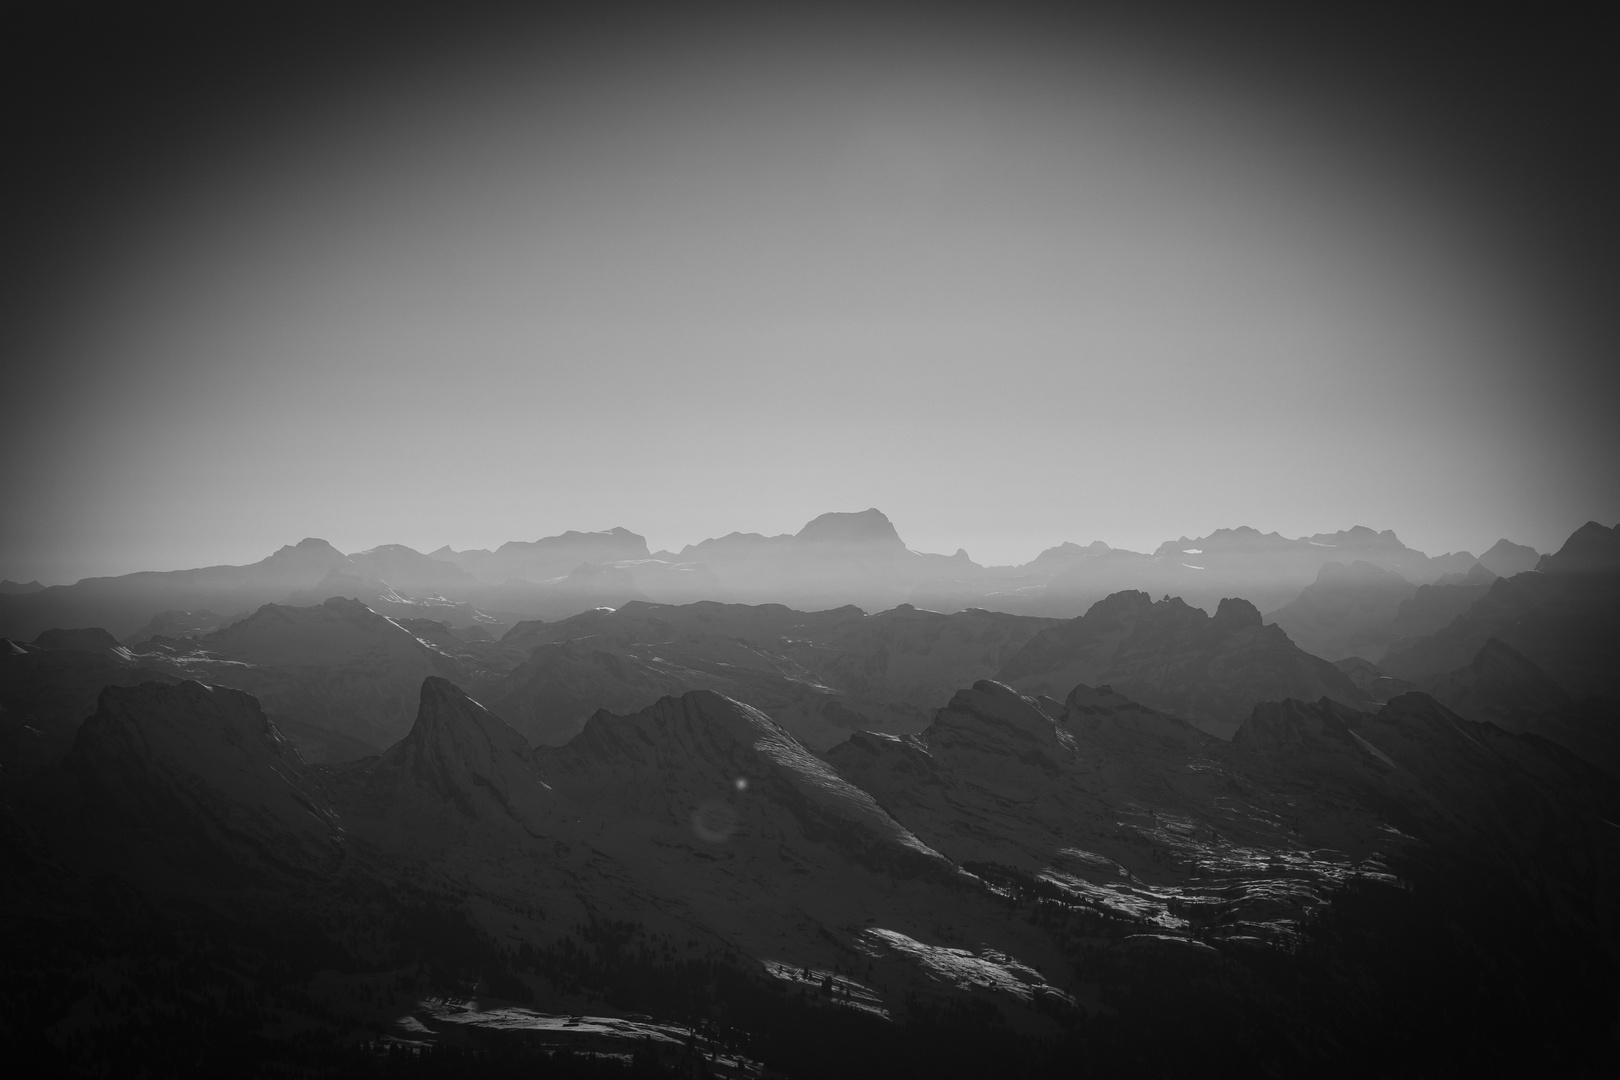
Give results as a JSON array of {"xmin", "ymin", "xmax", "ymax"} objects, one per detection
[{"xmin": 6, "ymin": 1, "xmax": 1617, "ymax": 581}]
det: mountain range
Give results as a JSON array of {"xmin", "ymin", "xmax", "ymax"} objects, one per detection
[
  {"xmin": 0, "ymin": 509, "xmax": 1536, "ymax": 643},
  {"xmin": 2, "ymin": 515, "xmax": 1616, "ymax": 1076}
]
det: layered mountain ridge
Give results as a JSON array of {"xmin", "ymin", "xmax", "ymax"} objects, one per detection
[
  {"xmin": 7, "ymin": 601, "xmax": 1618, "ymax": 1076},
  {"xmin": 5, "ymin": 517, "xmax": 1617, "ymax": 1075},
  {"xmin": 996, "ymin": 592, "xmax": 1367, "ymax": 738},
  {"xmin": 0, "ymin": 510, "xmax": 1543, "ymax": 642}
]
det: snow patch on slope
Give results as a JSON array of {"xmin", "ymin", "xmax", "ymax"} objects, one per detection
[{"xmin": 858, "ymin": 928, "xmax": 1072, "ymax": 1006}]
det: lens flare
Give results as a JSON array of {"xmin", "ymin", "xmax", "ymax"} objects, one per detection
[{"xmin": 691, "ymin": 799, "xmax": 738, "ymax": 843}]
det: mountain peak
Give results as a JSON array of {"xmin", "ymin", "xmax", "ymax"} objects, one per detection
[
  {"xmin": 404, "ymin": 676, "xmax": 526, "ymax": 749},
  {"xmin": 1534, "ymin": 521, "xmax": 1620, "ymax": 575},
  {"xmin": 1476, "ymin": 538, "xmax": 1538, "ymax": 577},
  {"xmin": 1212, "ymin": 597, "xmax": 1263, "ymax": 630},
  {"xmin": 927, "ymin": 680, "xmax": 1072, "ymax": 759},
  {"xmin": 1084, "ymin": 589, "xmax": 1155, "ymax": 620},
  {"xmin": 1306, "ymin": 525, "xmax": 1406, "ymax": 548},
  {"xmin": 267, "ymin": 537, "xmax": 346, "ymax": 559},
  {"xmin": 795, "ymin": 509, "xmax": 905, "ymax": 548},
  {"xmin": 377, "ymin": 677, "xmax": 539, "ymax": 823}
]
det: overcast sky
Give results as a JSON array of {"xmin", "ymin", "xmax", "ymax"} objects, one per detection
[{"xmin": 5, "ymin": 1, "xmax": 1617, "ymax": 581}]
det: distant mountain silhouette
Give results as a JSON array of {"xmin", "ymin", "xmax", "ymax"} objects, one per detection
[
  {"xmin": 1378, "ymin": 562, "xmax": 1499, "ymax": 645},
  {"xmin": 1266, "ymin": 560, "xmax": 1416, "ymax": 662},
  {"xmin": 1, "ymin": 513, "xmax": 1515, "ymax": 643},
  {"xmin": 795, "ymin": 508, "xmax": 909, "ymax": 549},
  {"xmin": 1476, "ymin": 538, "xmax": 1540, "ymax": 577},
  {"xmin": 346, "ymin": 543, "xmax": 483, "ymax": 595},
  {"xmin": 433, "ymin": 527, "xmax": 652, "ymax": 583},
  {"xmin": 992, "ymin": 524, "xmax": 1476, "ymax": 619},
  {"xmin": 0, "ymin": 537, "xmax": 353, "ymax": 640},
  {"xmin": 996, "ymin": 591, "xmax": 1369, "ymax": 737},
  {"xmin": 282, "ymin": 567, "xmax": 503, "ymax": 629}
]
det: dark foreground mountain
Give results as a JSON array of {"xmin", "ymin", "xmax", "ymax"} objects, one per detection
[
  {"xmin": 4, "ymin": 662, "xmax": 1616, "ymax": 1077},
  {"xmin": 0, "ymin": 630, "xmax": 183, "ymax": 778}
]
